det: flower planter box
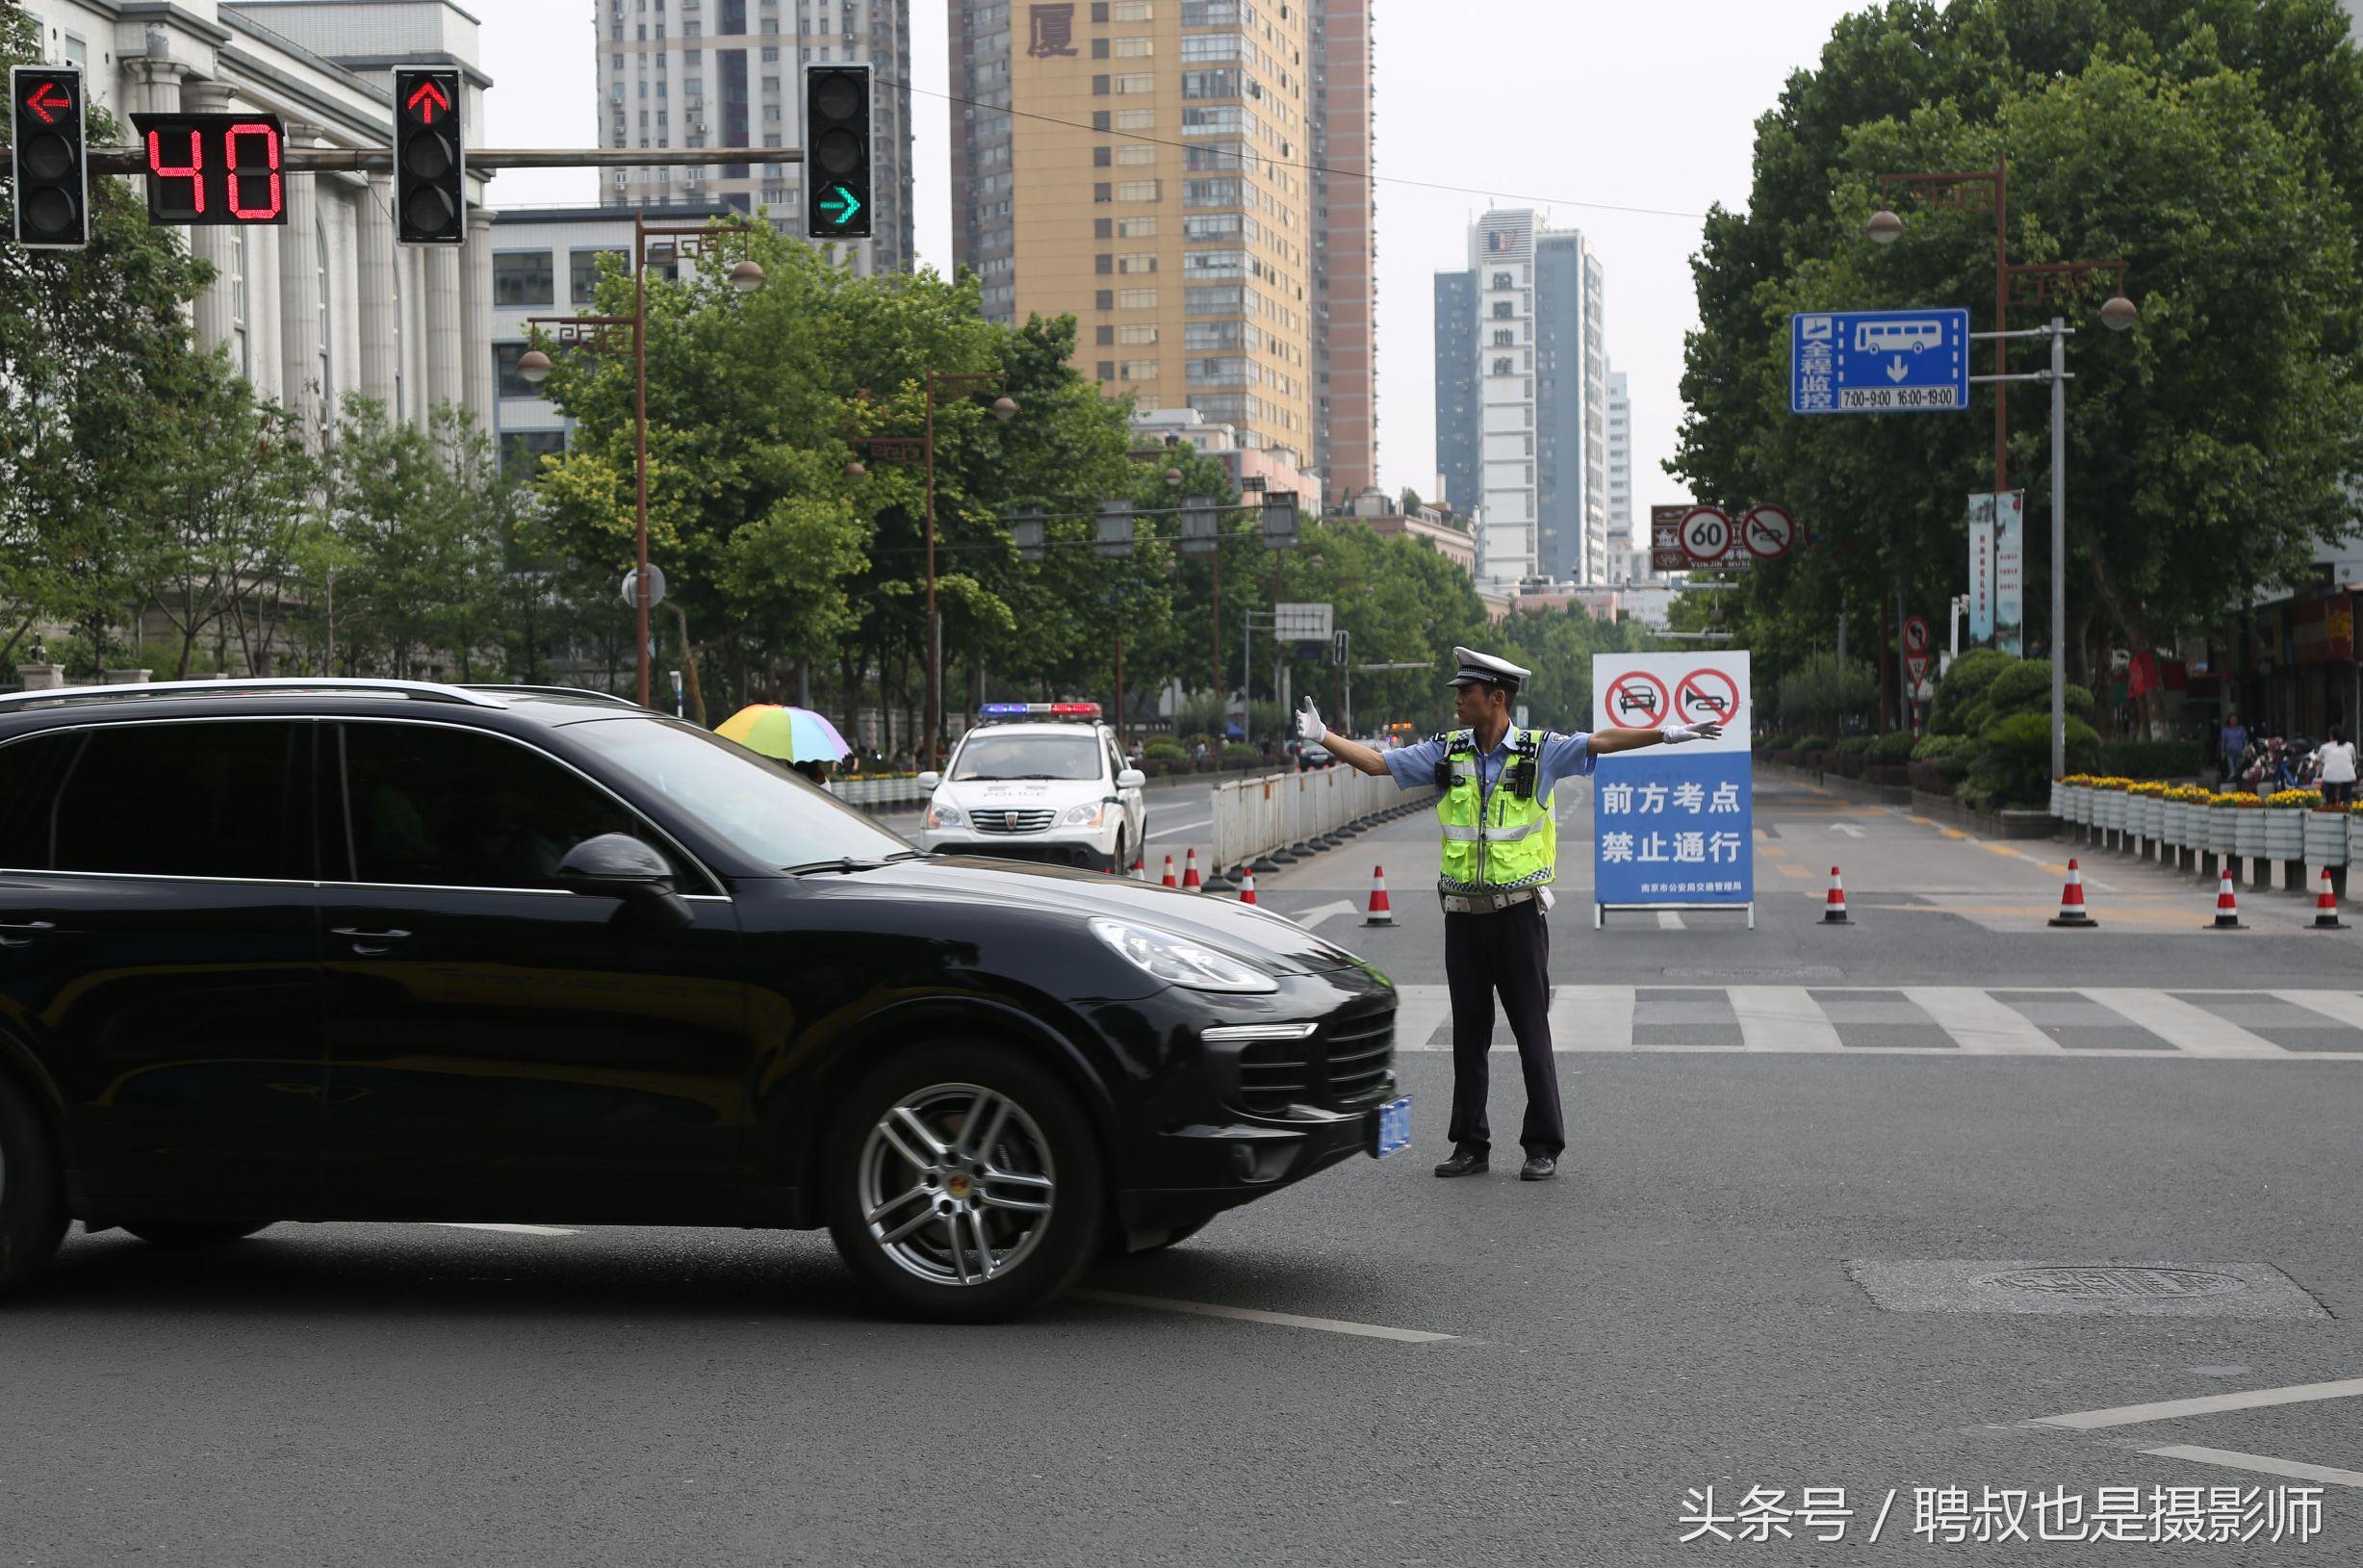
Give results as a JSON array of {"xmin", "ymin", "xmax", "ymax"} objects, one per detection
[
  {"xmin": 2135, "ymin": 797, "xmax": 2163, "ymax": 842},
  {"xmin": 2350, "ymin": 812, "xmax": 2363, "ymax": 866},
  {"xmin": 2234, "ymin": 810, "xmax": 2270, "ymax": 862},
  {"xmin": 2262, "ymin": 811, "xmax": 2306, "ymax": 862},
  {"xmin": 2048, "ymin": 781, "xmax": 2066, "ymax": 817},
  {"xmin": 2095, "ymin": 792, "xmax": 2125, "ymax": 833},
  {"xmin": 2208, "ymin": 810, "xmax": 2242, "ymax": 858},
  {"xmin": 2162, "ymin": 801, "xmax": 2192, "ymax": 847},
  {"xmin": 2303, "ymin": 811, "xmax": 2350, "ymax": 866}
]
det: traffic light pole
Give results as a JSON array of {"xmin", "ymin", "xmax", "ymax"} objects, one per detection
[{"xmin": 1, "ymin": 145, "xmax": 808, "ymax": 175}]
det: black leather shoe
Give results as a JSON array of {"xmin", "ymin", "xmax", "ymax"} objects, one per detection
[
  {"xmin": 1432, "ymin": 1147, "xmax": 1488, "ymax": 1177},
  {"xmin": 1520, "ymin": 1155, "xmax": 1557, "ymax": 1181}
]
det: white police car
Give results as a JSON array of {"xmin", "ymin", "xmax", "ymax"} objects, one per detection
[{"xmin": 917, "ymin": 703, "xmax": 1148, "ymax": 872}]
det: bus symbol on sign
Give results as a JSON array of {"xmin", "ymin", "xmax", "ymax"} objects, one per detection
[{"xmin": 1854, "ymin": 319, "xmax": 1945, "ymax": 354}]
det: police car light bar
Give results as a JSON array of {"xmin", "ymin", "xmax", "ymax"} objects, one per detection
[{"xmin": 979, "ymin": 702, "xmax": 1103, "ymax": 718}]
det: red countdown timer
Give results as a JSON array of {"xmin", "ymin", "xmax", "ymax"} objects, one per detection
[{"xmin": 129, "ymin": 112, "xmax": 287, "ymax": 226}]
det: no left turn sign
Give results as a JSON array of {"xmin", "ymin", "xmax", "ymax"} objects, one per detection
[
  {"xmin": 1675, "ymin": 667, "xmax": 1740, "ymax": 728},
  {"xmin": 1678, "ymin": 506, "xmax": 1733, "ymax": 564},
  {"xmin": 1605, "ymin": 670, "xmax": 1670, "ymax": 729},
  {"xmin": 1904, "ymin": 615, "xmax": 1932, "ymax": 655}
]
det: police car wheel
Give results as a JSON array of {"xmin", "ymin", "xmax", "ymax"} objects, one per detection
[
  {"xmin": 825, "ymin": 1042, "xmax": 1104, "ymax": 1323},
  {"xmin": 119, "ymin": 1220, "xmax": 276, "ymax": 1248},
  {"xmin": 0, "ymin": 1079, "xmax": 66, "ymax": 1298}
]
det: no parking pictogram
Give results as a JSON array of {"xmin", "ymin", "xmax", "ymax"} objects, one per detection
[
  {"xmin": 1605, "ymin": 670, "xmax": 1670, "ymax": 729},
  {"xmin": 1675, "ymin": 666, "xmax": 1740, "ymax": 728}
]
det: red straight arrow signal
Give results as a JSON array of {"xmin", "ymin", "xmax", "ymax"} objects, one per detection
[
  {"xmin": 406, "ymin": 78, "xmax": 451, "ymax": 123},
  {"xmin": 25, "ymin": 81, "xmax": 72, "ymax": 123}
]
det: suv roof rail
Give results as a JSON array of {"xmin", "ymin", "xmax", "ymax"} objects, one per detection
[
  {"xmin": 0, "ymin": 678, "xmax": 511, "ymax": 710},
  {"xmin": 459, "ymin": 684, "xmax": 646, "ymax": 709}
]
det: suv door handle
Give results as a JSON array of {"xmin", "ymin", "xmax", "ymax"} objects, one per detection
[
  {"xmin": 0, "ymin": 919, "xmax": 56, "ymax": 948},
  {"xmin": 331, "ymin": 926, "xmax": 412, "ymax": 956}
]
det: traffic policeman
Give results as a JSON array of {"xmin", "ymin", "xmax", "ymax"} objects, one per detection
[{"xmin": 1298, "ymin": 648, "xmax": 1720, "ymax": 1180}]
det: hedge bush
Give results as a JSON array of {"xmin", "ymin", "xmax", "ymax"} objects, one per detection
[
  {"xmin": 1793, "ymin": 734, "xmax": 1832, "ymax": 754},
  {"xmin": 2094, "ymin": 739, "xmax": 2206, "ymax": 781},
  {"xmin": 1865, "ymin": 732, "xmax": 1916, "ymax": 764},
  {"xmin": 1142, "ymin": 739, "xmax": 1188, "ymax": 762},
  {"xmin": 1835, "ymin": 734, "xmax": 1877, "ymax": 756},
  {"xmin": 1966, "ymin": 711, "xmax": 2100, "ymax": 810},
  {"xmin": 1911, "ymin": 733, "xmax": 1975, "ymax": 762}
]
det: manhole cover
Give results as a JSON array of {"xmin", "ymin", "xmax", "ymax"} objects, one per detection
[{"xmin": 1979, "ymin": 1266, "xmax": 2247, "ymax": 1300}]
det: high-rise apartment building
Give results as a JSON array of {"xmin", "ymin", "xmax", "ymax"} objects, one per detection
[
  {"xmin": 1605, "ymin": 367, "xmax": 1632, "ymax": 542},
  {"xmin": 1432, "ymin": 210, "xmax": 1607, "ymax": 586},
  {"xmin": 594, "ymin": 0, "xmax": 913, "ymax": 274},
  {"xmin": 950, "ymin": 0, "xmax": 1374, "ymax": 495}
]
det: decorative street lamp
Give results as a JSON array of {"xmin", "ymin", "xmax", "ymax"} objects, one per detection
[{"xmin": 519, "ymin": 215, "xmax": 765, "ymax": 709}]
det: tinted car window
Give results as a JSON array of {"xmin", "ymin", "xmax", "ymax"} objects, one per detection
[
  {"xmin": 337, "ymin": 722, "xmax": 681, "ymax": 890},
  {"xmin": 0, "ymin": 733, "xmax": 81, "ymax": 869},
  {"xmin": 49, "ymin": 721, "xmax": 308, "ymax": 880}
]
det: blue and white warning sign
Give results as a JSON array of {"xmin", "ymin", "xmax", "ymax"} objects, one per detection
[{"xmin": 1591, "ymin": 652, "xmax": 1754, "ymax": 924}]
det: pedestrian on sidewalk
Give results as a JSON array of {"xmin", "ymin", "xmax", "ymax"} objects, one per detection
[
  {"xmin": 2222, "ymin": 712, "xmax": 2250, "ymax": 784},
  {"xmin": 2316, "ymin": 726, "xmax": 2356, "ymax": 807},
  {"xmin": 1300, "ymin": 648, "xmax": 1720, "ymax": 1182}
]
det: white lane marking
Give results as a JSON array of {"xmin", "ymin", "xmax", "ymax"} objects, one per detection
[
  {"xmin": 1730, "ymin": 986, "xmax": 1843, "ymax": 1053},
  {"xmin": 2083, "ymin": 989, "xmax": 2288, "ymax": 1058},
  {"xmin": 1073, "ymin": 1289, "xmax": 1455, "ymax": 1343},
  {"xmin": 1147, "ymin": 817, "xmax": 1214, "ymax": 839},
  {"xmin": 2136, "ymin": 1445, "xmax": 2363, "ymax": 1490},
  {"xmin": 1829, "ymin": 824, "xmax": 1865, "ymax": 838},
  {"xmin": 1903, "ymin": 987, "xmax": 2061, "ymax": 1055},
  {"xmin": 2273, "ymin": 990, "xmax": 2363, "ymax": 1030},
  {"xmin": 1392, "ymin": 984, "xmax": 1454, "ymax": 1052},
  {"xmin": 2034, "ymin": 1376, "xmax": 2363, "ymax": 1430},
  {"xmin": 427, "ymin": 1222, "xmax": 580, "ymax": 1236},
  {"xmin": 1549, "ymin": 985, "xmax": 1634, "ymax": 1053},
  {"xmin": 1290, "ymin": 899, "xmax": 1360, "ymax": 929},
  {"xmin": 1656, "ymin": 911, "xmax": 1687, "ymax": 930}
]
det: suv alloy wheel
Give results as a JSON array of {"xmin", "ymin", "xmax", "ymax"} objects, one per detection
[{"xmin": 824, "ymin": 1042, "xmax": 1104, "ymax": 1323}]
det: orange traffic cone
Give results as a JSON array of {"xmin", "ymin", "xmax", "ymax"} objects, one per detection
[
  {"xmin": 1183, "ymin": 847, "xmax": 1203, "ymax": 892},
  {"xmin": 1363, "ymin": 865, "xmax": 1395, "ymax": 926},
  {"xmin": 1132, "ymin": 854, "xmax": 1147, "ymax": 883},
  {"xmin": 2208, "ymin": 867, "xmax": 2246, "ymax": 930},
  {"xmin": 2049, "ymin": 859, "xmax": 2097, "ymax": 927},
  {"xmin": 1162, "ymin": 854, "xmax": 1177, "ymax": 889},
  {"xmin": 2313, "ymin": 868, "xmax": 2347, "ymax": 931},
  {"xmin": 1822, "ymin": 865, "xmax": 1851, "ymax": 925},
  {"xmin": 1239, "ymin": 869, "xmax": 1258, "ymax": 905}
]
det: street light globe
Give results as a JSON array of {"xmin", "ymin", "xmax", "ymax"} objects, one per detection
[
  {"xmin": 730, "ymin": 260, "xmax": 767, "ymax": 294},
  {"xmin": 516, "ymin": 348, "xmax": 554, "ymax": 385},
  {"xmin": 990, "ymin": 395, "xmax": 1018, "ymax": 421},
  {"xmin": 2099, "ymin": 294, "xmax": 2140, "ymax": 332},
  {"xmin": 1866, "ymin": 208, "xmax": 1904, "ymax": 244},
  {"xmin": 843, "ymin": 459, "xmax": 868, "ymax": 480}
]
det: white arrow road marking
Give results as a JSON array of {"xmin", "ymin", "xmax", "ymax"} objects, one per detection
[
  {"xmin": 1290, "ymin": 899, "xmax": 1360, "ymax": 928},
  {"xmin": 1829, "ymin": 823, "xmax": 1866, "ymax": 837}
]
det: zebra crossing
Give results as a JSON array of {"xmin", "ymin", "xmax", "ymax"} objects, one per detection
[{"xmin": 1384, "ymin": 985, "xmax": 2363, "ymax": 1060}]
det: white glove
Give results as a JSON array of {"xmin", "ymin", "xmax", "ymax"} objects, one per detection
[
  {"xmin": 1660, "ymin": 724, "xmax": 1706, "ymax": 745},
  {"xmin": 1294, "ymin": 698, "xmax": 1327, "ymax": 747}
]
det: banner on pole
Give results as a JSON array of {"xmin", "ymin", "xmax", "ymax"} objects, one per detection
[
  {"xmin": 1993, "ymin": 490, "xmax": 2026, "ymax": 656},
  {"xmin": 1591, "ymin": 652, "xmax": 1754, "ymax": 921},
  {"xmin": 1966, "ymin": 494, "xmax": 1995, "ymax": 645}
]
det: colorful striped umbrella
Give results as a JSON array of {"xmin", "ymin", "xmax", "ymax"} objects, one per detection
[{"xmin": 714, "ymin": 705, "xmax": 851, "ymax": 762}]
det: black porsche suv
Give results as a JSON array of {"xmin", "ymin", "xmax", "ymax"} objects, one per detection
[{"xmin": 0, "ymin": 680, "xmax": 1400, "ymax": 1321}]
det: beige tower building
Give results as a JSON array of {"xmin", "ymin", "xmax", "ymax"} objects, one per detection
[{"xmin": 950, "ymin": 0, "xmax": 1374, "ymax": 499}]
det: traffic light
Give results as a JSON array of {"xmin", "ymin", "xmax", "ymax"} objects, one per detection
[
  {"xmin": 12, "ymin": 66, "xmax": 89, "ymax": 250},
  {"xmin": 804, "ymin": 64, "xmax": 873, "ymax": 240},
  {"xmin": 393, "ymin": 67, "xmax": 464, "ymax": 244}
]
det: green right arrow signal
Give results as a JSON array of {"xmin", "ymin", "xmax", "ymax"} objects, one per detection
[{"xmin": 819, "ymin": 184, "xmax": 862, "ymax": 227}]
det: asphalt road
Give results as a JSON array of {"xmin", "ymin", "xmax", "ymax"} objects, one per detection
[{"xmin": 4, "ymin": 769, "xmax": 2357, "ymax": 1565}]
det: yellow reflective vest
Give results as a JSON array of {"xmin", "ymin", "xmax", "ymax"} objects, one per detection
[{"xmin": 1434, "ymin": 728, "xmax": 1557, "ymax": 893}]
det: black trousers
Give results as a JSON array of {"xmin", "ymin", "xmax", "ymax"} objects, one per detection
[{"xmin": 1442, "ymin": 899, "xmax": 1564, "ymax": 1158}]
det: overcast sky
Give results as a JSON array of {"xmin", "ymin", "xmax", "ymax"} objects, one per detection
[{"xmin": 479, "ymin": 0, "xmax": 1866, "ymax": 523}]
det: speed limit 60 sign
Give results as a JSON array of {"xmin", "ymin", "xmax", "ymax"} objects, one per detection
[{"xmin": 1679, "ymin": 506, "xmax": 1733, "ymax": 565}]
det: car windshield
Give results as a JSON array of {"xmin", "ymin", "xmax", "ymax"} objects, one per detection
[
  {"xmin": 949, "ymin": 733, "xmax": 1105, "ymax": 783},
  {"xmin": 564, "ymin": 716, "xmax": 911, "ymax": 870}
]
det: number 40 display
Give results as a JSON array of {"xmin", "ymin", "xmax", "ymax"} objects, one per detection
[{"xmin": 130, "ymin": 113, "xmax": 287, "ymax": 225}]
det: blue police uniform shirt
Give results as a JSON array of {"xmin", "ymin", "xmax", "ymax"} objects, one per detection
[{"xmin": 1382, "ymin": 728, "xmax": 1595, "ymax": 805}]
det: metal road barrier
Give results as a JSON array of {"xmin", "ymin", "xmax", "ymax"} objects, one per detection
[
  {"xmin": 826, "ymin": 775, "xmax": 931, "ymax": 810},
  {"xmin": 1210, "ymin": 765, "xmax": 1430, "ymax": 879}
]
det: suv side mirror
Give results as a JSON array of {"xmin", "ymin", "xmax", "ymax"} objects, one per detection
[
  {"xmin": 555, "ymin": 833, "xmax": 693, "ymax": 928},
  {"xmin": 916, "ymin": 771, "xmax": 941, "ymax": 790},
  {"xmin": 1116, "ymin": 768, "xmax": 1145, "ymax": 789}
]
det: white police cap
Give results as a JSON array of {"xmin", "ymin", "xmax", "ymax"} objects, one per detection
[{"xmin": 1449, "ymin": 646, "xmax": 1530, "ymax": 692}]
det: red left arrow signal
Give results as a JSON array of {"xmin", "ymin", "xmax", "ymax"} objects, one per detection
[
  {"xmin": 405, "ymin": 78, "xmax": 451, "ymax": 124},
  {"xmin": 25, "ymin": 81, "xmax": 72, "ymax": 123}
]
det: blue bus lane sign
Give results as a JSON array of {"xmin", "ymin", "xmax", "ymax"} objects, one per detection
[
  {"xmin": 1590, "ymin": 652, "xmax": 1754, "ymax": 927},
  {"xmin": 1790, "ymin": 308, "xmax": 1970, "ymax": 415}
]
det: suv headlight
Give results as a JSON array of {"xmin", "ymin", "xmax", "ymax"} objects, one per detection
[
  {"xmin": 1089, "ymin": 917, "xmax": 1276, "ymax": 994},
  {"xmin": 1061, "ymin": 803, "xmax": 1107, "ymax": 828},
  {"xmin": 926, "ymin": 801, "xmax": 964, "ymax": 829}
]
